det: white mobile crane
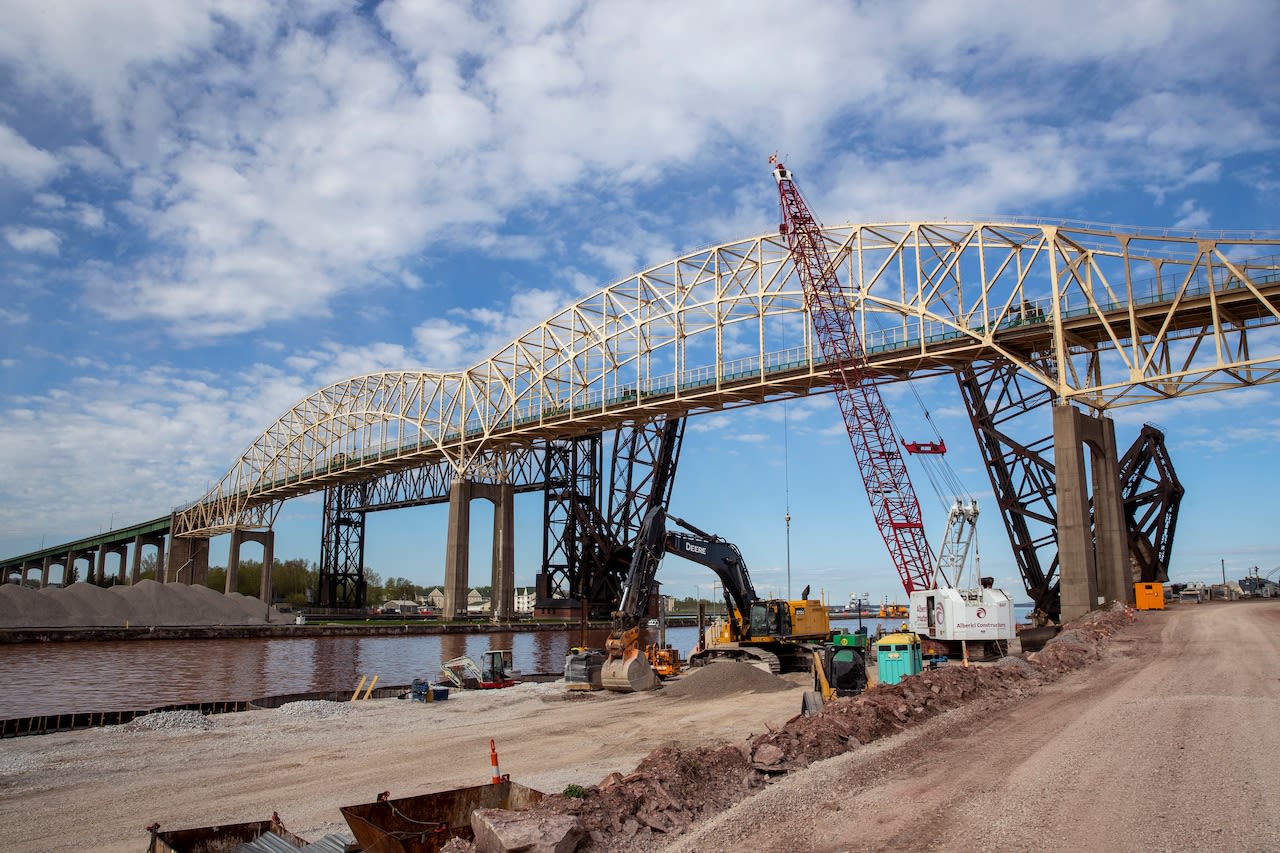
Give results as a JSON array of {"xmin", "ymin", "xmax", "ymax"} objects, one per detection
[
  {"xmin": 908, "ymin": 500, "xmax": 1016, "ymax": 660},
  {"xmin": 771, "ymin": 158, "xmax": 1013, "ymax": 662}
]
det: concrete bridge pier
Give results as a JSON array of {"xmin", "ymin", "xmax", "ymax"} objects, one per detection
[
  {"xmin": 41, "ymin": 556, "xmax": 60, "ymax": 587},
  {"xmin": 130, "ymin": 532, "xmax": 166, "ymax": 584},
  {"xmin": 1054, "ymin": 403, "xmax": 1133, "ymax": 622},
  {"xmin": 442, "ymin": 479, "xmax": 515, "ymax": 622},
  {"xmin": 226, "ymin": 528, "xmax": 275, "ymax": 603},
  {"xmin": 97, "ymin": 542, "xmax": 128, "ymax": 586},
  {"xmin": 68, "ymin": 548, "xmax": 95, "ymax": 584},
  {"xmin": 167, "ymin": 536, "xmax": 210, "ymax": 586}
]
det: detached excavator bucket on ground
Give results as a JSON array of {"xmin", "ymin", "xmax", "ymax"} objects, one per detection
[{"xmin": 600, "ymin": 647, "xmax": 660, "ymax": 693}]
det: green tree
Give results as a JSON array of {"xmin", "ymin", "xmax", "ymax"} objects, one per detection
[
  {"xmin": 382, "ymin": 575, "xmax": 420, "ymax": 602},
  {"xmin": 363, "ymin": 569, "xmax": 384, "ymax": 605},
  {"xmin": 205, "ymin": 557, "xmax": 318, "ymax": 606},
  {"xmin": 273, "ymin": 558, "xmax": 315, "ymax": 606},
  {"xmin": 138, "ymin": 552, "xmax": 158, "ymax": 582},
  {"xmin": 207, "ymin": 567, "xmax": 227, "ymax": 592}
]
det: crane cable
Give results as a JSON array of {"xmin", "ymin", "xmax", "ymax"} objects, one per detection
[
  {"xmin": 906, "ymin": 380, "xmax": 971, "ymax": 509},
  {"xmin": 855, "ymin": 288, "xmax": 971, "ymax": 512}
]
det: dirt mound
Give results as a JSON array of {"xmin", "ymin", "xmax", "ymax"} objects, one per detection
[
  {"xmin": 0, "ymin": 579, "xmax": 291, "ymax": 628},
  {"xmin": 540, "ymin": 744, "xmax": 760, "ymax": 843},
  {"xmin": 483, "ymin": 607, "xmax": 1138, "ymax": 852},
  {"xmin": 661, "ymin": 661, "xmax": 794, "ymax": 699}
]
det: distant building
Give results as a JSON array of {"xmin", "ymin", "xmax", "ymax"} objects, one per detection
[
  {"xmin": 466, "ymin": 588, "xmax": 489, "ymax": 614},
  {"xmin": 514, "ymin": 587, "xmax": 537, "ymax": 613},
  {"xmin": 425, "ymin": 588, "xmax": 445, "ymax": 609},
  {"xmin": 380, "ymin": 599, "xmax": 420, "ymax": 614}
]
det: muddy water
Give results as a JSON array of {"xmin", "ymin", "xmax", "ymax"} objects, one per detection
[
  {"xmin": 0, "ymin": 626, "xmax": 700, "ymax": 719},
  {"xmin": 0, "ymin": 616, "xmax": 895, "ymax": 719}
]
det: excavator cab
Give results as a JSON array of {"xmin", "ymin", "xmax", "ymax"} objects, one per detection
[{"xmin": 748, "ymin": 601, "xmax": 790, "ymax": 638}]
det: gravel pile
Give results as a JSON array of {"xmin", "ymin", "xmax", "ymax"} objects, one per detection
[
  {"xmin": 0, "ymin": 579, "xmax": 291, "ymax": 629},
  {"xmin": 662, "ymin": 661, "xmax": 794, "ymax": 699},
  {"xmin": 277, "ymin": 700, "xmax": 357, "ymax": 719},
  {"xmin": 124, "ymin": 710, "xmax": 214, "ymax": 732}
]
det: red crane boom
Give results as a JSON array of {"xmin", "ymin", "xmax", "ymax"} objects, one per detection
[{"xmin": 771, "ymin": 158, "xmax": 934, "ymax": 594}]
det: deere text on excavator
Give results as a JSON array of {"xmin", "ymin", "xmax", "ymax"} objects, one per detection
[{"xmin": 600, "ymin": 506, "xmax": 831, "ymax": 693}]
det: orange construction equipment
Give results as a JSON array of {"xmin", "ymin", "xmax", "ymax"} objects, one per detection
[{"xmin": 1134, "ymin": 582, "xmax": 1165, "ymax": 610}]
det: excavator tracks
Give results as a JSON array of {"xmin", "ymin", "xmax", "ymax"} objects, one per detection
[{"xmin": 687, "ymin": 647, "xmax": 781, "ymax": 674}]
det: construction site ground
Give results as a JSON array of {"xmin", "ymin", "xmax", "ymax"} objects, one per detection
[{"xmin": 2, "ymin": 599, "xmax": 1277, "ymax": 852}]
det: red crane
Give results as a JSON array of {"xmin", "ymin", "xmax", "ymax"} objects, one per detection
[{"xmin": 771, "ymin": 158, "xmax": 935, "ymax": 594}]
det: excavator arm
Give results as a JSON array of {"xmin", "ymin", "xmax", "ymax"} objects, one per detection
[
  {"xmin": 662, "ymin": 517, "xmax": 760, "ymax": 642},
  {"xmin": 600, "ymin": 506, "xmax": 672, "ymax": 692},
  {"xmin": 602, "ymin": 506, "xmax": 770, "ymax": 691}
]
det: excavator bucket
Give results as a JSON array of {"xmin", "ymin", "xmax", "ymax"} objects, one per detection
[{"xmin": 600, "ymin": 649, "xmax": 660, "ymax": 693}]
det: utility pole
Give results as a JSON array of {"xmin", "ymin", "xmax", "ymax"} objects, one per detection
[
  {"xmin": 784, "ymin": 401, "xmax": 792, "ymax": 600},
  {"xmin": 785, "ymin": 510, "xmax": 792, "ymax": 601}
]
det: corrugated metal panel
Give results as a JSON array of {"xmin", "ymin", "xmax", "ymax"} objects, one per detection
[
  {"xmin": 303, "ymin": 835, "xmax": 354, "ymax": 853},
  {"xmin": 233, "ymin": 832, "xmax": 301, "ymax": 853}
]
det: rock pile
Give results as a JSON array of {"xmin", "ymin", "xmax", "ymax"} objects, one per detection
[
  {"xmin": 466, "ymin": 606, "xmax": 1137, "ymax": 853},
  {"xmin": 0, "ymin": 579, "xmax": 290, "ymax": 629},
  {"xmin": 123, "ymin": 710, "xmax": 214, "ymax": 732}
]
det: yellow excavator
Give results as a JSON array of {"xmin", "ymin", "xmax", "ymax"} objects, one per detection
[{"xmin": 601, "ymin": 507, "xmax": 831, "ymax": 692}]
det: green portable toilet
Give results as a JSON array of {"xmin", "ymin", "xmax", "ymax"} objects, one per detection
[{"xmin": 875, "ymin": 632, "xmax": 922, "ymax": 685}]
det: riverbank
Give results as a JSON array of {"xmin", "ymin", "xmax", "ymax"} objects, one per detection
[
  {"xmin": 0, "ymin": 612, "xmax": 871, "ymax": 644},
  {"xmin": 0, "ymin": 619, "xmax": 609, "ymax": 644}
]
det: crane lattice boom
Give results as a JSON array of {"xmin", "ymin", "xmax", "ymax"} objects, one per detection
[{"xmin": 772, "ymin": 159, "xmax": 934, "ymax": 594}]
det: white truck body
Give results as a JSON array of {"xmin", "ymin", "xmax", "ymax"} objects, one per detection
[{"xmin": 909, "ymin": 586, "xmax": 1016, "ymax": 642}]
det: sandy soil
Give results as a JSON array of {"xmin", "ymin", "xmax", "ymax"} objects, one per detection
[{"xmin": 2, "ymin": 600, "xmax": 1277, "ymax": 853}]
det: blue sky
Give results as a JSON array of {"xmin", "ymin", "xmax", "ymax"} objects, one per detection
[{"xmin": 2, "ymin": 1, "xmax": 1279, "ymax": 604}]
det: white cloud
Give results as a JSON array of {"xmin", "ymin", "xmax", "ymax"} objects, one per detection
[
  {"xmin": 413, "ymin": 318, "xmax": 473, "ymax": 370},
  {"xmin": 1, "ymin": 0, "xmax": 1274, "ymax": 340},
  {"xmin": 1173, "ymin": 199, "xmax": 1211, "ymax": 230},
  {"xmin": 3, "ymin": 226, "xmax": 60, "ymax": 255},
  {"xmin": 0, "ymin": 125, "xmax": 59, "ymax": 186},
  {"xmin": 73, "ymin": 203, "xmax": 106, "ymax": 230}
]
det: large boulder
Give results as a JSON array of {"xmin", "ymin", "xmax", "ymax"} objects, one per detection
[{"xmin": 471, "ymin": 808, "xmax": 585, "ymax": 853}]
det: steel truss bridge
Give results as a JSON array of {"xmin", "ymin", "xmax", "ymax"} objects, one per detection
[{"xmin": 8, "ymin": 220, "xmax": 1280, "ymax": 615}]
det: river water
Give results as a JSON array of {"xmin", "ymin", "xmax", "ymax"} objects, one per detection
[
  {"xmin": 0, "ymin": 617, "xmax": 897, "ymax": 719},
  {"xmin": 0, "ymin": 626, "xmax": 689, "ymax": 719}
]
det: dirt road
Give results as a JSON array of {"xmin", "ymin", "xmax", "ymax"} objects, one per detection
[
  {"xmin": 668, "ymin": 600, "xmax": 1280, "ymax": 852},
  {"xmin": 2, "ymin": 601, "xmax": 1276, "ymax": 852}
]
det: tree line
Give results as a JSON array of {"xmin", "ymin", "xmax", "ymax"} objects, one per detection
[{"xmin": 92, "ymin": 552, "xmax": 451, "ymax": 610}]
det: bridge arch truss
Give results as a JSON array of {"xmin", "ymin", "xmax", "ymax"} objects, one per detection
[{"xmin": 176, "ymin": 221, "xmax": 1280, "ymax": 536}]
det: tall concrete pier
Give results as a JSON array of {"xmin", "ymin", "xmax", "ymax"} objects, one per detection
[
  {"xmin": 442, "ymin": 479, "xmax": 515, "ymax": 621},
  {"xmin": 1054, "ymin": 404, "xmax": 1133, "ymax": 622}
]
